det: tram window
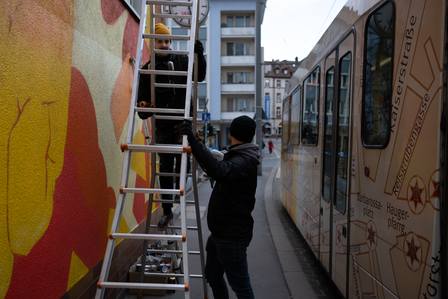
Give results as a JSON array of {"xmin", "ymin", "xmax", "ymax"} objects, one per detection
[
  {"xmin": 301, "ymin": 67, "xmax": 320, "ymax": 145},
  {"xmin": 362, "ymin": 1, "xmax": 395, "ymax": 148},
  {"xmin": 282, "ymin": 97, "xmax": 291, "ymax": 149},
  {"xmin": 290, "ymin": 87, "xmax": 301, "ymax": 145},
  {"xmin": 322, "ymin": 67, "xmax": 335, "ymax": 202},
  {"xmin": 335, "ymin": 53, "xmax": 352, "ymax": 214}
]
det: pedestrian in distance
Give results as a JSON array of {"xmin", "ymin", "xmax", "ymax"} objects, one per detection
[
  {"xmin": 180, "ymin": 115, "xmax": 260, "ymax": 299},
  {"xmin": 137, "ymin": 22, "xmax": 206, "ymax": 228},
  {"xmin": 267, "ymin": 140, "xmax": 273, "ymax": 154}
]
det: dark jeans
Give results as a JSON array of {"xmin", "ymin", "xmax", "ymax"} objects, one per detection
[
  {"xmin": 205, "ymin": 236, "xmax": 255, "ymax": 299},
  {"xmin": 156, "ymin": 126, "xmax": 188, "ymax": 215}
]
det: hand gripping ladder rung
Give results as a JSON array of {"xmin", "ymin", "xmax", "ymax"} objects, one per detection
[{"xmin": 95, "ymin": 1, "xmax": 207, "ymax": 299}]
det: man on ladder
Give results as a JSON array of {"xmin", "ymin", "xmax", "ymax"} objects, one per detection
[
  {"xmin": 95, "ymin": 1, "xmax": 208, "ymax": 298},
  {"xmin": 137, "ymin": 22, "xmax": 206, "ymax": 228}
]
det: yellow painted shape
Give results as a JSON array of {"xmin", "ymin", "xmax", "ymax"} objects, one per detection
[
  {"xmin": 0, "ymin": 1, "xmax": 73, "ymax": 253},
  {"xmin": 130, "ymin": 129, "xmax": 148, "ymax": 180},
  {"xmin": 66, "ymin": 251, "xmax": 89, "ymax": 291},
  {"xmin": 107, "ymin": 208, "xmax": 130, "ymax": 245},
  {"xmin": 0, "ymin": 237, "xmax": 13, "ymax": 298}
]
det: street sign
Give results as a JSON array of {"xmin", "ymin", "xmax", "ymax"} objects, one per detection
[{"xmin": 202, "ymin": 112, "xmax": 210, "ymax": 122}]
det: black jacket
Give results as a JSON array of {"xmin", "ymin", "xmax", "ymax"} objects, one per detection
[
  {"xmin": 137, "ymin": 50, "xmax": 206, "ymax": 130},
  {"xmin": 189, "ymin": 139, "xmax": 260, "ymax": 243}
]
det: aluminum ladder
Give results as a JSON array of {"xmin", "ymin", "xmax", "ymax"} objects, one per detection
[{"xmin": 95, "ymin": 0, "xmax": 207, "ymax": 298}]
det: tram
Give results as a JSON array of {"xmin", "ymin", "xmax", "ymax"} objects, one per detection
[{"xmin": 280, "ymin": 0, "xmax": 447, "ymax": 298}]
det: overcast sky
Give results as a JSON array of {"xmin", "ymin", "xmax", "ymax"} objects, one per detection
[{"xmin": 261, "ymin": 0, "xmax": 347, "ymax": 61}]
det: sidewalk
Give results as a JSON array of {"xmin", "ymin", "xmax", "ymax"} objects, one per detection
[{"xmin": 125, "ymin": 150, "xmax": 341, "ymax": 299}]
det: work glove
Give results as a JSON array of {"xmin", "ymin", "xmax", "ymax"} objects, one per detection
[
  {"xmin": 136, "ymin": 100, "xmax": 153, "ymax": 119},
  {"xmin": 179, "ymin": 120, "xmax": 195, "ymax": 142},
  {"xmin": 194, "ymin": 40, "xmax": 204, "ymax": 54}
]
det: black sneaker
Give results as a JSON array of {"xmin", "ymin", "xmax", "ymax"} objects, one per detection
[{"xmin": 158, "ymin": 213, "xmax": 173, "ymax": 229}]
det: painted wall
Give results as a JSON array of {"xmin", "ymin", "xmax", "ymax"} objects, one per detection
[{"xmin": 0, "ymin": 1, "xmax": 153, "ymax": 298}]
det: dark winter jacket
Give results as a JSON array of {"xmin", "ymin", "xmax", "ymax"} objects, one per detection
[
  {"xmin": 137, "ymin": 49, "xmax": 206, "ymax": 130},
  {"xmin": 189, "ymin": 139, "xmax": 260, "ymax": 243}
]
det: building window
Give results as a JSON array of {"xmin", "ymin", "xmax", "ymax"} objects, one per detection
[
  {"xmin": 222, "ymin": 96, "xmax": 255, "ymax": 112},
  {"xmin": 283, "ymin": 69, "xmax": 288, "ymax": 75},
  {"xmin": 276, "ymin": 93, "xmax": 281, "ymax": 103},
  {"xmin": 226, "ymin": 42, "xmax": 247, "ymax": 56},
  {"xmin": 199, "ymin": 97, "xmax": 207, "ymax": 110},
  {"xmin": 362, "ymin": 1, "xmax": 395, "ymax": 148},
  {"xmin": 276, "ymin": 79, "xmax": 281, "ymax": 88},
  {"xmin": 276, "ymin": 106, "xmax": 281, "ymax": 119},
  {"xmin": 301, "ymin": 67, "xmax": 320, "ymax": 145},
  {"xmin": 264, "ymin": 79, "xmax": 270, "ymax": 87},
  {"xmin": 225, "ymin": 15, "xmax": 252, "ymax": 27},
  {"xmin": 225, "ymin": 72, "xmax": 254, "ymax": 84}
]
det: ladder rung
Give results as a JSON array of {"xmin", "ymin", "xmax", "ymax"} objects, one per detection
[
  {"xmin": 143, "ymin": 34, "xmax": 190, "ymax": 41},
  {"xmin": 147, "ymin": 0, "xmax": 193, "ymax": 6},
  {"xmin": 156, "ymin": 172, "xmax": 193, "ymax": 177},
  {"xmin": 154, "ymin": 115, "xmax": 192, "ymax": 121},
  {"xmin": 135, "ymin": 107, "xmax": 185, "ymax": 114},
  {"xmin": 140, "ymin": 69, "xmax": 188, "ymax": 76},
  {"xmin": 153, "ymin": 13, "xmax": 192, "ymax": 20},
  {"xmin": 98, "ymin": 281, "xmax": 187, "ymax": 291},
  {"xmin": 121, "ymin": 187, "xmax": 182, "ymax": 195},
  {"xmin": 154, "ymin": 49, "xmax": 189, "ymax": 55},
  {"xmin": 149, "ymin": 224, "xmax": 199, "ymax": 230},
  {"xmin": 151, "ymin": 199, "xmax": 196, "ymax": 205},
  {"xmin": 120, "ymin": 144, "xmax": 186, "ymax": 154},
  {"xmin": 147, "ymin": 248, "xmax": 182, "ymax": 254},
  {"xmin": 110, "ymin": 233, "xmax": 185, "ymax": 242},
  {"xmin": 154, "ymin": 82, "xmax": 187, "ymax": 89},
  {"xmin": 138, "ymin": 272, "xmax": 203, "ymax": 279},
  {"xmin": 140, "ymin": 272, "xmax": 185, "ymax": 278}
]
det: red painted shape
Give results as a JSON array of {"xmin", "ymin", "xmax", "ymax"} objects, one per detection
[
  {"xmin": 111, "ymin": 15, "xmax": 149, "ymax": 142},
  {"xmin": 6, "ymin": 67, "xmax": 116, "ymax": 299},
  {"xmin": 101, "ymin": 0, "xmax": 125, "ymax": 25},
  {"xmin": 122, "ymin": 15, "xmax": 150, "ymax": 63}
]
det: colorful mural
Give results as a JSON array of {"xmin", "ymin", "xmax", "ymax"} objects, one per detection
[{"xmin": 0, "ymin": 0, "xmax": 152, "ymax": 298}]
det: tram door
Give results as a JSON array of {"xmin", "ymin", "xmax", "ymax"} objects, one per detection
[{"xmin": 320, "ymin": 32, "xmax": 354, "ymax": 296}]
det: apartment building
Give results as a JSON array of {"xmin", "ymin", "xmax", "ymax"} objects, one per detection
[
  {"xmin": 208, "ymin": 0, "xmax": 264, "ymax": 148},
  {"xmin": 263, "ymin": 59, "xmax": 299, "ymax": 136}
]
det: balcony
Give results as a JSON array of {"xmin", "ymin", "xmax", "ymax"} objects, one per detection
[
  {"xmin": 221, "ymin": 83, "xmax": 255, "ymax": 94},
  {"xmin": 221, "ymin": 112, "xmax": 256, "ymax": 120},
  {"xmin": 221, "ymin": 56, "xmax": 256, "ymax": 66},
  {"xmin": 221, "ymin": 27, "xmax": 255, "ymax": 38}
]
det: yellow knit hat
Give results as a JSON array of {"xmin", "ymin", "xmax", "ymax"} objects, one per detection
[{"xmin": 155, "ymin": 23, "xmax": 171, "ymax": 35}]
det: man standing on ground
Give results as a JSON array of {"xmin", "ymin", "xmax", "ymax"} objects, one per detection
[
  {"xmin": 137, "ymin": 23, "xmax": 206, "ymax": 228},
  {"xmin": 181, "ymin": 116, "xmax": 260, "ymax": 299}
]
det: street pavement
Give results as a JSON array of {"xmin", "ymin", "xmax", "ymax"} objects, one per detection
[{"xmin": 125, "ymin": 138, "xmax": 341, "ymax": 299}]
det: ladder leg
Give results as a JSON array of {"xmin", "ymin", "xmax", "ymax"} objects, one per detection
[
  {"xmin": 179, "ymin": 144, "xmax": 190, "ymax": 299},
  {"xmin": 191, "ymin": 21, "xmax": 208, "ymax": 296},
  {"xmin": 137, "ymin": 119, "xmax": 157, "ymax": 299},
  {"xmin": 192, "ymin": 157, "xmax": 209, "ymax": 298}
]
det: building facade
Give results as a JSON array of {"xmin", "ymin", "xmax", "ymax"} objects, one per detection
[
  {"xmin": 263, "ymin": 60, "xmax": 299, "ymax": 136},
  {"xmin": 208, "ymin": 0, "xmax": 265, "ymax": 148}
]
